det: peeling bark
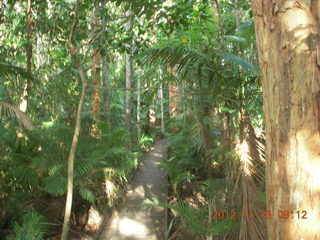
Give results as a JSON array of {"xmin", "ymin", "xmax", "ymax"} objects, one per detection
[{"xmin": 251, "ymin": 0, "xmax": 320, "ymax": 239}]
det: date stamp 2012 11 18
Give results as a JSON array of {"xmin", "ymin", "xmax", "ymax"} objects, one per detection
[{"xmin": 212, "ymin": 210, "xmax": 308, "ymax": 220}]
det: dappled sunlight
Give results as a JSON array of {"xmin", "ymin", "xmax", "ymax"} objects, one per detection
[
  {"xmin": 118, "ymin": 217, "xmax": 149, "ymax": 237},
  {"xmin": 151, "ymin": 152, "xmax": 163, "ymax": 158},
  {"xmin": 105, "ymin": 179, "xmax": 116, "ymax": 198},
  {"xmin": 237, "ymin": 140, "xmax": 252, "ymax": 176},
  {"xmin": 86, "ymin": 206, "xmax": 103, "ymax": 231},
  {"xmin": 281, "ymin": 5, "xmax": 312, "ymax": 53},
  {"xmin": 129, "ymin": 185, "xmax": 145, "ymax": 197},
  {"xmin": 284, "ymin": 129, "xmax": 320, "ymax": 235}
]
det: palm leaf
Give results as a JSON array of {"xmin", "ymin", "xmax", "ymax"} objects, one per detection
[
  {"xmin": 0, "ymin": 63, "xmax": 34, "ymax": 81},
  {"xmin": 135, "ymin": 42, "xmax": 209, "ymax": 73},
  {"xmin": 0, "ymin": 101, "xmax": 34, "ymax": 130},
  {"xmin": 216, "ymin": 50, "xmax": 259, "ymax": 73},
  {"xmin": 136, "ymin": 42, "xmax": 258, "ymax": 77}
]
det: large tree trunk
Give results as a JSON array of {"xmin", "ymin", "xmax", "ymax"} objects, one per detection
[
  {"xmin": 20, "ymin": 0, "xmax": 32, "ymax": 112},
  {"xmin": 251, "ymin": 1, "xmax": 320, "ymax": 239},
  {"xmin": 60, "ymin": 1, "xmax": 87, "ymax": 239}
]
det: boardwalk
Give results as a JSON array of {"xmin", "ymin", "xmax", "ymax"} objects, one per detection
[{"xmin": 98, "ymin": 140, "xmax": 167, "ymax": 240}]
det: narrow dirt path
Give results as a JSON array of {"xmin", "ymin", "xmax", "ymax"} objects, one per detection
[{"xmin": 98, "ymin": 140, "xmax": 167, "ymax": 240}]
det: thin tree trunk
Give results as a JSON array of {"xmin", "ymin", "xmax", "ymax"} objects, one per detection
[
  {"xmin": 102, "ymin": 55, "xmax": 110, "ymax": 123},
  {"xmin": 137, "ymin": 75, "xmax": 141, "ymax": 138},
  {"xmin": 0, "ymin": 0, "xmax": 4, "ymax": 24},
  {"xmin": 168, "ymin": 83, "xmax": 177, "ymax": 118},
  {"xmin": 60, "ymin": 1, "xmax": 88, "ymax": 239},
  {"xmin": 125, "ymin": 50, "xmax": 132, "ymax": 144},
  {"xmin": 125, "ymin": 10, "xmax": 134, "ymax": 147},
  {"xmin": 202, "ymin": 106, "xmax": 213, "ymax": 178},
  {"xmin": 101, "ymin": 0, "xmax": 110, "ymax": 124},
  {"xmin": 91, "ymin": 0, "xmax": 101, "ymax": 124},
  {"xmin": 20, "ymin": 0, "xmax": 32, "ymax": 112},
  {"xmin": 160, "ymin": 81, "xmax": 164, "ymax": 134},
  {"xmin": 251, "ymin": 1, "xmax": 320, "ymax": 239}
]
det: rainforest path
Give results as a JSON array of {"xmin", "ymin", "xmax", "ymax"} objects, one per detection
[{"xmin": 96, "ymin": 140, "xmax": 167, "ymax": 240}]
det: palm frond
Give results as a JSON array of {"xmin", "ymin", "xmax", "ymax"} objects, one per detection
[
  {"xmin": 216, "ymin": 50, "xmax": 259, "ymax": 73},
  {"xmin": 135, "ymin": 42, "xmax": 209, "ymax": 73},
  {"xmin": 236, "ymin": 117, "xmax": 267, "ymax": 240},
  {"xmin": 0, "ymin": 63, "xmax": 34, "ymax": 81},
  {"xmin": 136, "ymin": 41, "xmax": 258, "ymax": 77},
  {"xmin": 0, "ymin": 101, "xmax": 33, "ymax": 130}
]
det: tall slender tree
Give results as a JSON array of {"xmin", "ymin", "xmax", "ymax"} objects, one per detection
[
  {"xmin": 61, "ymin": 0, "xmax": 88, "ymax": 239},
  {"xmin": 91, "ymin": 0, "xmax": 101, "ymax": 125},
  {"xmin": 125, "ymin": 9, "xmax": 134, "ymax": 147},
  {"xmin": 251, "ymin": 1, "xmax": 320, "ymax": 239},
  {"xmin": 20, "ymin": 0, "xmax": 32, "ymax": 112}
]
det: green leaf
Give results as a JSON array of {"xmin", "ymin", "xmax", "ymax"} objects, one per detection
[
  {"xmin": 44, "ymin": 175, "xmax": 67, "ymax": 195},
  {"xmin": 217, "ymin": 50, "xmax": 259, "ymax": 73},
  {"xmin": 224, "ymin": 35, "xmax": 246, "ymax": 43},
  {"xmin": 219, "ymin": 106, "xmax": 237, "ymax": 113},
  {"xmin": 79, "ymin": 187, "xmax": 95, "ymax": 203}
]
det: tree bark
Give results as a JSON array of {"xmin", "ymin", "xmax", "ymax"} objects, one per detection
[
  {"xmin": 101, "ymin": 0, "xmax": 110, "ymax": 124},
  {"xmin": 0, "ymin": 0, "xmax": 4, "ymax": 24},
  {"xmin": 137, "ymin": 74, "xmax": 141, "ymax": 138},
  {"xmin": 251, "ymin": 0, "xmax": 320, "ymax": 239},
  {"xmin": 60, "ymin": 0, "xmax": 88, "ymax": 239},
  {"xmin": 159, "ymin": 83, "xmax": 165, "ymax": 134},
  {"xmin": 125, "ymin": 10, "xmax": 134, "ymax": 147},
  {"xmin": 102, "ymin": 55, "xmax": 110, "ymax": 123},
  {"xmin": 20, "ymin": 0, "xmax": 32, "ymax": 112},
  {"xmin": 91, "ymin": 0, "xmax": 101, "ymax": 123}
]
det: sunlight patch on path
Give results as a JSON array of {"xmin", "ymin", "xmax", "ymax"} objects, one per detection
[{"xmin": 98, "ymin": 140, "xmax": 167, "ymax": 240}]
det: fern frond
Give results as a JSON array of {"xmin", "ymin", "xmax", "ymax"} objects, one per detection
[
  {"xmin": 143, "ymin": 198, "xmax": 206, "ymax": 235},
  {"xmin": 44, "ymin": 174, "xmax": 67, "ymax": 195},
  {"xmin": 10, "ymin": 211, "xmax": 47, "ymax": 240},
  {"xmin": 79, "ymin": 186, "xmax": 95, "ymax": 203}
]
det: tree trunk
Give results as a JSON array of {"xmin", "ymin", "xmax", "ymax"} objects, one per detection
[
  {"xmin": 125, "ymin": 10, "xmax": 134, "ymax": 147},
  {"xmin": 0, "ymin": 0, "xmax": 4, "ymax": 24},
  {"xmin": 251, "ymin": 1, "xmax": 320, "ymax": 239},
  {"xmin": 102, "ymin": 55, "xmax": 110, "ymax": 123},
  {"xmin": 91, "ymin": 0, "xmax": 101, "ymax": 123},
  {"xmin": 101, "ymin": 0, "xmax": 110, "ymax": 124},
  {"xmin": 61, "ymin": 1, "xmax": 88, "ymax": 239},
  {"xmin": 160, "ymin": 83, "xmax": 165, "ymax": 134},
  {"xmin": 20, "ymin": 0, "xmax": 32, "ymax": 112},
  {"xmin": 137, "ymin": 75, "xmax": 141, "ymax": 138}
]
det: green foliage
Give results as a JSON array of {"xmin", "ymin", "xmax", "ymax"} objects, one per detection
[
  {"xmin": 255, "ymin": 191, "xmax": 266, "ymax": 204},
  {"xmin": 201, "ymin": 178, "xmax": 231, "ymax": 200},
  {"xmin": 144, "ymin": 198, "xmax": 236, "ymax": 238},
  {"xmin": 0, "ymin": 63, "xmax": 34, "ymax": 82},
  {"xmin": 10, "ymin": 212, "xmax": 47, "ymax": 240},
  {"xmin": 139, "ymin": 134, "xmax": 154, "ymax": 150}
]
